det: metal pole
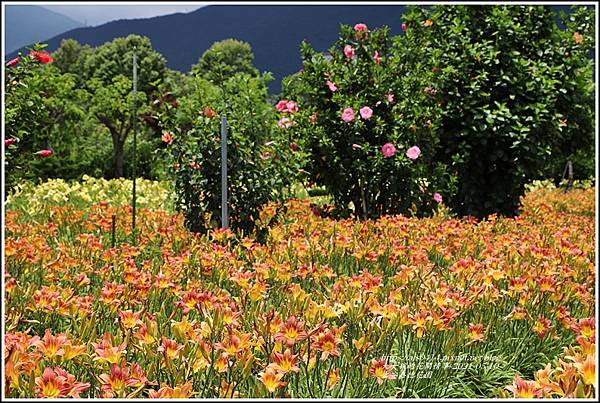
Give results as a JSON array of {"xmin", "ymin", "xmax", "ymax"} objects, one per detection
[
  {"xmin": 132, "ymin": 48, "xmax": 138, "ymax": 239},
  {"xmin": 221, "ymin": 116, "xmax": 228, "ymax": 229},
  {"xmin": 111, "ymin": 214, "xmax": 116, "ymax": 248}
]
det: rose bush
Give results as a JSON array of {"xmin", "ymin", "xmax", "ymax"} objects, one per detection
[{"xmin": 282, "ymin": 23, "xmax": 456, "ymax": 219}]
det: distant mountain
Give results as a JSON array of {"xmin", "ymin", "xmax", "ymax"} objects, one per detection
[
  {"xmin": 5, "ymin": 5, "xmax": 84, "ymax": 54},
  {"xmin": 7, "ymin": 5, "xmax": 409, "ymax": 93}
]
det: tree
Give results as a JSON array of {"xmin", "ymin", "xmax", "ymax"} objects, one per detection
[
  {"xmin": 83, "ymin": 35, "xmax": 167, "ymax": 177},
  {"xmin": 52, "ymin": 38, "xmax": 92, "ymax": 79},
  {"xmin": 89, "ymin": 75, "xmax": 147, "ymax": 178},
  {"xmin": 192, "ymin": 39, "xmax": 259, "ymax": 86},
  {"xmin": 398, "ymin": 5, "xmax": 595, "ymax": 217}
]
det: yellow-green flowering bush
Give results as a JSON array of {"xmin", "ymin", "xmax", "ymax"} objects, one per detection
[{"xmin": 6, "ymin": 176, "xmax": 175, "ymax": 215}]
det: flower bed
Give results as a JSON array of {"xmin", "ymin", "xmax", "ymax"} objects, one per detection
[{"xmin": 4, "ymin": 186, "xmax": 595, "ymax": 397}]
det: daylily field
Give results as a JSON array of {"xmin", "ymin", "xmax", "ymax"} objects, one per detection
[{"xmin": 3, "ymin": 180, "xmax": 597, "ymax": 398}]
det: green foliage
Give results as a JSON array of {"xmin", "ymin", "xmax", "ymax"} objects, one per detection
[
  {"xmin": 4, "ymin": 44, "xmax": 95, "ymax": 188},
  {"xmin": 192, "ymin": 38, "xmax": 260, "ymax": 86},
  {"xmin": 52, "ymin": 38, "xmax": 92, "ymax": 80},
  {"xmin": 399, "ymin": 5, "xmax": 595, "ymax": 217},
  {"xmin": 283, "ymin": 24, "xmax": 456, "ymax": 219},
  {"xmin": 83, "ymin": 34, "xmax": 166, "ymax": 94},
  {"xmin": 158, "ymin": 73, "xmax": 306, "ymax": 233},
  {"xmin": 83, "ymin": 35, "xmax": 167, "ymax": 178}
]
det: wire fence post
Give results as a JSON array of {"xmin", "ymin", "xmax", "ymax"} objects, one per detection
[
  {"xmin": 561, "ymin": 160, "xmax": 574, "ymax": 193},
  {"xmin": 111, "ymin": 214, "xmax": 116, "ymax": 248},
  {"xmin": 221, "ymin": 116, "xmax": 228, "ymax": 229},
  {"xmin": 131, "ymin": 48, "xmax": 138, "ymax": 242}
]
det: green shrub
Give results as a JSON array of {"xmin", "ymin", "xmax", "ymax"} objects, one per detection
[
  {"xmin": 159, "ymin": 73, "xmax": 306, "ymax": 233},
  {"xmin": 399, "ymin": 5, "xmax": 595, "ymax": 217},
  {"xmin": 283, "ymin": 23, "xmax": 456, "ymax": 219}
]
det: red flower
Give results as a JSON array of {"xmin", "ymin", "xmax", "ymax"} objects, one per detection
[
  {"xmin": 289, "ymin": 142, "xmax": 298, "ymax": 152},
  {"xmin": 402, "ymin": 23, "xmax": 407, "ymax": 32},
  {"xmin": 30, "ymin": 51, "xmax": 53, "ymax": 64},
  {"xmin": 6, "ymin": 57, "xmax": 19, "ymax": 67},
  {"xmin": 35, "ymin": 149, "xmax": 53, "ymax": 157},
  {"xmin": 203, "ymin": 106, "xmax": 216, "ymax": 118},
  {"xmin": 5, "ymin": 138, "xmax": 17, "ymax": 146},
  {"xmin": 161, "ymin": 132, "xmax": 174, "ymax": 145}
]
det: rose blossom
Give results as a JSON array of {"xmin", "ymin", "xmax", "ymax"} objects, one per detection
[
  {"xmin": 275, "ymin": 100, "xmax": 288, "ymax": 112},
  {"xmin": 360, "ymin": 106, "xmax": 373, "ymax": 120},
  {"xmin": 344, "ymin": 45, "xmax": 355, "ymax": 59},
  {"xmin": 5, "ymin": 138, "xmax": 17, "ymax": 146},
  {"xmin": 161, "ymin": 132, "xmax": 174, "ymax": 144},
  {"xmin": 278, "ymin": 117, "xmax": 293, "ymax": 128},
  {"xmin": 433, "ymin": 193, "xmax": 443, "ymax": 203},
  {"xmin": 341, "ymin": 108, "xmax": 355, "ymax": 122},
  {"xmin": 286, "ymin": 101, "xmax": 298, "ymax": 113},
  {"xmin": 6, "ymin": 57, "xmax": 19, "ymax": 67},
  {"xmin": 354, "ymin": 23, "xmax": 368, "ymax": 32},
  {"xmin": 381, "ymin": 143, "xmax": 396, "ymax": 158},
  {"xmin": 326, "ymin": 80, "xmax": 337, "ymax": 92},
  {"xmin": 30, "ymin": 51, "xmax": 53, "ymax": 64},
  {"xmin": 35, "ymin": 149, "xmax": 53, "ymax": 157},
  {"xmin": 354, "ymin": 23, "xmax": 368, "ymax": 39},
  {"xmin": 406, "ymin": 145, "xmax": 421, "ymax": 160},
  {"xmin": 373, "ymin": 50, "xmax": 381, "ymax": 65}
]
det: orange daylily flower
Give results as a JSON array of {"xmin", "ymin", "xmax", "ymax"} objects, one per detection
[
  {"xmin": 258, "ymin": 367, "xmax": 287, "ymax": 393},
  {"xmin": 369, "ymin": 358, "xmax": 396, "ymax": 384}
]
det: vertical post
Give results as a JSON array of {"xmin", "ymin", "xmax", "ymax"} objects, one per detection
[
  {"xmin": 131, "ymin": 48, "xmax": 138, "ymax": 240},
  {"xmin": 221, "ymin": 116, "xmax": 228, "ymax": 229},
  {"xmin": 111, "ymin": 214, "xmax": 116, "ymax": 248}
]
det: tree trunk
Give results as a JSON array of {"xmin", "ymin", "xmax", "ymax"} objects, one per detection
[{"xmin": 113, "ymin": 138, "xmax": 125, "ymax": 178}]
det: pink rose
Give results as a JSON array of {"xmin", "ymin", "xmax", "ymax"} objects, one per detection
[
  {"xmin": 354, "ymin": 23, "xmax": 368, "ymax": 39},
  {"xmin": 278, "ymin": 117, "xmax": 293, "ymax": 128},
  {"xmin": 402, "ymin": 23, "xmax": 407, "ymax": 33},
  {"xmin": 6, "ymin": 57, "xmax": 19, "ymax": 67},
  {"xmin": 341, "ymin": 107, "xmax": 355, "ymax": 122},
  {"xmin": 406, "ymin": 145, "xmax": 421, "ymax": 160},
  {"xmin": 344, "ymin": 45, "xmax": 355, "ymax": 59},
  {"xmin": 381, "ymin": 143, "xmax": 396, "ymax": 158},
  {"xmin": 326, "ymin": 80, "xmax": 337, "ymax": 92},
  {"xmin": 387, "ymin": 93, "xmax": 394, "ymax": 103},
  {"xmin": 35, "ymin": 149, "xmax": 53, "ymax": 157},
  {"xmin": 310, "ymin": 112, "xmax": 318, "ymax": 124},
  {"xmin": 275, "ymin": 100, "xmax": 288, "ymax": 112},
  {"xmin": 286, "ymin": 101, "xmax": 298, "ymax": 113},
  {"xmin": 5, "ymin": 138, "xmax": 17, "ymax": 146},
  {"xmin": 433, "ymin": 193, "xmax": 443, "ymax": 203},
  {"xmin": 354, "ymin": 23, "xmax": 368, "ymax": 32},
  {"xmin": 373, "ymin": 50, "xmax": 381, "ymax": 65},
  {"xmin": 352, "ymin": 143, "xmax": 363, "ymax": 150},
  {"xmin": 360, "ymin": 106, "xmax": 373, "ymax": 120}
]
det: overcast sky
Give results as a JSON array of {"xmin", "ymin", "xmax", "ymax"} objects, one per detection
[{"xmin": 43, "ymin": 3, "xmax": 207, "ymax": 26}]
